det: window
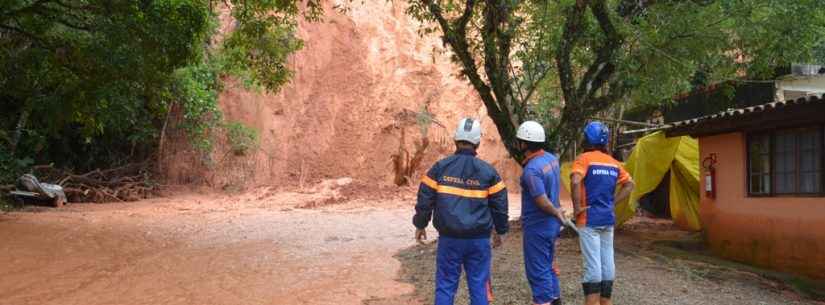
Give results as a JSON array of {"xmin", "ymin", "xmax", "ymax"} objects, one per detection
[
  {"xmin": 799, "ymin": 129, "xmax": 822, "ymax": 193},
  {"xmin": 774, "ymin": 130, "xmax": 796, "ymax": 194},
  {"xmin": 748, "ymin": 134, "xmax": 770, "ymax": 195},
  {"xmin": 747, "ymin": 127, "xmax": 823, "ymax": 196}
]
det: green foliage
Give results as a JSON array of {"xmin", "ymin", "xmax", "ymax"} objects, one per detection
[
  {"xmin": 0, "ymin": 148, "xmax": 33, "ymax": 185},
  {"xmin": 415, "ymin": 105, "xmax": 435, "ymax": 136},
  {"xmin": 814, "ymin": 42, "xmax": 825, "ymax": 64},
  {"xmin": 225, "ymin": 122, "xmax": 260, "ymax": 156},
  {"xmin": 217, "ymin": 0, "xmax": 322, "ymax": 92},
  {"xmin": 0, "ymin": 146, "xmax": 31, "ymax": 210},
  {"xmin": 221, "ymin": 8, "xmax": 303, "ymax": 92},
  {"xmin": 166, "ymin": 0, "xmax": 322, "ymax": 154},
  {"xmin": 540, "ymin": 0, "xmax": 825, "ymax": 133},
  {"xmin": 172, "ymin": 61, "xmax": 223, "ymax": 152},
  {"xmin": 0, "ymin": 199, "xmax": 12, "ymax": 212},
  {"xmin": 408, "ymin": 0, "xmax": 825, "ymax": 158},
  {"xmin": 0, "ymin": 0, "xmax": 213, "ymax": 169},
  {"xmin": 0, "ymin": 0, "xmax": 319, "ymax": 172},
  {"xmin": 616, "ymin": 0, "xmax": 825, "ymax": 107},
  {"xmin": 1, "ymin": 0, "xmax": 212, "ymax": 133}
]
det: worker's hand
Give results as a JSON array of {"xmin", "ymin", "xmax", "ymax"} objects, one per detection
[
  {"xmin": 415, "ymin": 229, "xmax": 428, "ymax": 245},
  {"xmin": 574, "ymin": 206, "xmax": 590, "ymax": 217},
  {"xmin": 555, "ymin": 208, "xmax": 567, "ymax": 221},
  {"xmin": 491, "ymin": 233, "xmax": 503, "ymax": 249}
]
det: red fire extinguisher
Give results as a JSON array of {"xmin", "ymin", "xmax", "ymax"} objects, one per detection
[{"xmin": 702, "ymin": 153, "xmax": 717, "ymax": 198}]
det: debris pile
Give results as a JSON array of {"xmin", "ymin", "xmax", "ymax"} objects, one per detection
[{"xmin": 32, "ymin": 162, "xmax": 156, "ymax": 203}]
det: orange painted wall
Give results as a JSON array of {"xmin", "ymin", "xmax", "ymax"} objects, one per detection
[{"xmin": 699, "ymin": 132, "xmax": 825, "ymax": 279}]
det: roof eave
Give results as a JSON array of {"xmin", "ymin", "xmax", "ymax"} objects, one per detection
[{"xmin": 663, "ymin": 95, "xmax": 825, "ymax": 138}]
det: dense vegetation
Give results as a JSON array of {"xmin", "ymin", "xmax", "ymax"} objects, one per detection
[
  {"xmin": 2, "ymin": 0, "xmax": 825, "ymax": 194},
  {"xmin": 0, "ymin": 0, "xmax": 320, "ymax": 188},
  {"xmin": 408, "ymin": 0, "xmax": 825, "ymax": 160}
]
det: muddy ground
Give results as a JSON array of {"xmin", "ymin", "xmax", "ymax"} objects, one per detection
[
  {"xmin": 0, "ymin": 185, "xmax": 422, "ymax": 305},
  {"xmin": 370, "ymin": 219, "xmax": 824, "ymax": 305},
  {"xmin": 0, "ymin": 186, "xmax": 821, "ymax": 305}
]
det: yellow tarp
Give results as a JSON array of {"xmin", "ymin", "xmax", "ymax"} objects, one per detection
[{"xmin": 561, "ymin": 131, "xmax": 702, "ymax": 231}]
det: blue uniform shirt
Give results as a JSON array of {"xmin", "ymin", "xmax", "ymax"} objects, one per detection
[
  {"xmin": 520, "ymin": 150, "xmax": 562, "ymax": 228},
  {"xmin": 571, "ymin": 151, "xmax": 631, "ymax": 227}
]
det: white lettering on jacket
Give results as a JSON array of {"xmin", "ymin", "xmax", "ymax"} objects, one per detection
[{"xmin": 591, "ymin": 169, "xmax": 618, "ymax": 177}]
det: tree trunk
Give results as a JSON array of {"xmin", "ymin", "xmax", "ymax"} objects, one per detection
[
  {"xmin": 156, "ymin": 102, "xmax": 175, "ymax": 174},
  {"xmin": 10, "ymin": 105, "xmax": 31, "ymax": 155}
]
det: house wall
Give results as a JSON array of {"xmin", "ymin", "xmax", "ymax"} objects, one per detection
[
  {"xmin": 776, "ymin": 75, "xmax": 825, "ymax": 101},
  {"xmin": 699, "ymin": 132, "xmax": 825, "ymax": 279}
]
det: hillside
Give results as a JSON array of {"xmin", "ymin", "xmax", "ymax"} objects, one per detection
[{"xmin": 161, "ymin": 0, "xmax": 521, "ymax": 190}]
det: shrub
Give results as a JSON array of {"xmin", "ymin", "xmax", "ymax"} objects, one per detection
[{"xmin": 225, "ymin": 122, "xmax": 259, "ymax": 156}]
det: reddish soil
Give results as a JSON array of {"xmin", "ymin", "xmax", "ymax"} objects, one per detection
[
  {"xmin": 159, "ymin": 0, "xmax": 521, "ymax": 191},
  {"xmin": 3, "ymin": 183, "xmax": 819, "ymax": 305},
  {"xmin": 0, "ymin": 185, "xmax": 424, "ymax": 305}
]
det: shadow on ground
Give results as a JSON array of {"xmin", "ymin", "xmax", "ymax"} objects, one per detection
[{"xmin": 367, "ymin": 219, "xmax": 825, "ymax": 305}]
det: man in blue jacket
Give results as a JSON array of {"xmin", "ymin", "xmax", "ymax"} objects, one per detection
[
  {"xmin": 413, "ymin": 117, "xmax": 509, "ymax": 305},
  {"xmin": 516, "ymin": 121, "xmax": 566, "ymax": 305}
]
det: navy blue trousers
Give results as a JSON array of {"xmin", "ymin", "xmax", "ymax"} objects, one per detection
[
  {"xmin": 435, "ymin": 236, "xmax": 492, "ymax": 305},
  {"xmin": 523, "ymin": 224, "xmax": 561, "ymax": 304}
]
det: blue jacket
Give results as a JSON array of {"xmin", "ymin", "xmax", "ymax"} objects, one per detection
[{"xmin": 413, "ymin": 149, "xmax": 509, "ymax": 239}]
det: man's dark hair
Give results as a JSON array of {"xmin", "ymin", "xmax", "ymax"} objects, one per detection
[
  {"xmin": 582, "ymin": 142, "xmax": 608, "ymax": 153},
  {"xmin": 521, "ymin": 140, "xmax": 545, "ymax": 152},
  {"xmin": 455, "ymin": 140, "xmax": 478, "ymax": 149}
]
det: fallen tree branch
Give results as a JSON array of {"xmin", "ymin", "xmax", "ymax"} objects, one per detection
[{"xmin": 31, "ymin": 161, "xmax": 156, "ymax": 203}]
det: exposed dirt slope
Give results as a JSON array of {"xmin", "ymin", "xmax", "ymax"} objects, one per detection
[{"xmin": 162, "ymin": 1, "xmax": 520, "ymax": 190}]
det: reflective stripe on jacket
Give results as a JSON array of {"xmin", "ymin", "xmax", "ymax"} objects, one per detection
[{"xmin": 413, "ymin": 149, "xmax": 509, "ymax": 239}]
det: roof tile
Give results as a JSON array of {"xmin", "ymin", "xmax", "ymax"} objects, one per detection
[{"xmin": 665, "ymin": 94, "xmax": 824, "ymax": 131}]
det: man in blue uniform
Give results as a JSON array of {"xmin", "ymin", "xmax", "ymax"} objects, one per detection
[
  {"xmin": 413, "ymin": 117, "xmax": 509, "ymax": 305},
  {"xmin": 516, "ymin": 121, "xmax": 566, "ymax": 305},
  {"xmin": 571, "ymin": 122, "xmax": 634, "ymax": 305}
]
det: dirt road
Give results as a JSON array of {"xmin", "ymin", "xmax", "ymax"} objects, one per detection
[
  {"xmin": 1, "ymin": 186, "xmax": 819, "ymax": 305},
  {"xmin": 0, "ymin": 187, "xmax": 423, "ymax": 305}
]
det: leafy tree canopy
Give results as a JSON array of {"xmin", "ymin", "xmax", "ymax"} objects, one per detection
[
  {"xmin": 408, "ymin": 0, "xmax": 825, "ymax": 161},
  {"xmin": 0, "ymin": 0, "xmax": 319, "ymax": 178}
]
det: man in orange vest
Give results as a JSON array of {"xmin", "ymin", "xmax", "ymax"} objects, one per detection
[{"xmin": 571, "ymin": 121, "xmax": 635, "ymax": 305}]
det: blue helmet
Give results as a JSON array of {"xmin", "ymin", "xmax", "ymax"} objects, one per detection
[{"xmin": 584, "ymin": 121, "xmax": 609, "ymax": 146}]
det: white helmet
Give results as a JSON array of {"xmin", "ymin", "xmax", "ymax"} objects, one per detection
[
  {"xmin": 454, "ymin": 118, "xmax": 482, "ymax": 145},
  {"xmin": 516, "ymin": 121, "xmax": 546, "ymax": 143}
]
